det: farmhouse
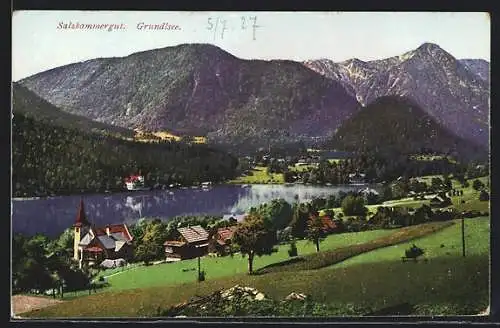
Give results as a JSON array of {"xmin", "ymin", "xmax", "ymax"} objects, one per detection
[
  {"xmin": 359, "ymin": 187, "xmax": 379, "ymax": 198},
  {"xmin": 163, "ymin": 225, "xmax": 209, "ymax": 261},
  {"xmin": 430, "ymin": 195, "xmax": 452, "ymax": 208},
  {"xmin": 73, "ymin": 199, "xmax": 134, "ymax": 269},
  {"xmin": 319, "ymin": 215, "xmax": 338, "ymax": 234},
  {"xmin": 348, "ymin": 172, "xmax": 366, "ymax": 184},
  {"xmin": 222, "ymin": 213, "xmax": 248, "ymax": 222},
  {"xmin": 208, "ymin": 226, "xmax": 237, "ymax": 256}
]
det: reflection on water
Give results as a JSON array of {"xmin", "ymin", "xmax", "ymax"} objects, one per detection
[{"xmin": 12, "ymin": 184, "xmax": 369, "ymax": 237}]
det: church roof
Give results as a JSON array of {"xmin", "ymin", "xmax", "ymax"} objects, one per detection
[
  {"xmin": 74, "ymin": 199, "xmax": 91, "ymax": 228},
  {"xmin": 79, "ymin": 223, "xmax": 133, "ymax": 252},
  {"xmin": 79, "ymin": 233, "xmax": 93, "ymax": 246},
  {"xmin": 97, "ymin": 235, "xmax": 117, "ymax": 250}
]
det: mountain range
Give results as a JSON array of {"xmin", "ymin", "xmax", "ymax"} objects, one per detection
[
  {"xmin": 16, "ymin": 42, "xmax": 489, "ymax": 154},
  {"xmin": 17, "ymin": 44, "xmax": 359, "ymax": 146},
  {"xmin": 303, "ymin": 43, "xmax": 489, "ymax": 147}
]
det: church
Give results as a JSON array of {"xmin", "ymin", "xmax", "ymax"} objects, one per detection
[{"xmin": 73, "ymin": 199, "xmax": 134, "ymax": 268}]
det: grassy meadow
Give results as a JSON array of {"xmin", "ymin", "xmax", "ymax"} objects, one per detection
[
  {"xmin": 104, "ymin": 228, "xmax": 396, "ymax": 291},
  {"xmin": 229, "ymin": 166, "xmax": 285, "ymax": 184},
  {"xmin": 22, "ymin": 216, "xmax": 491, "ymax": 318}
]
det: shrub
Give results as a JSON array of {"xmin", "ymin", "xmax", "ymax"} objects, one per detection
[
  {"xmin": 288, "ymin": 241, "xmax": 298, "ymax": 257},
  {"xmin": 404, "ymin": 244, "xmax": 425, "ymax": 258},
  {"xmin": 341, "ymin": 195, "xmax": 368, "ymax": 216},
  {"xmin": 462, "ymin": 210, "xmax": 482, "ymax": 218},
  {"xmin": 479, "ymin": 190, "xmax": 489, "ymax": 201},
  {"xmin": 198, "ymin": 270, "xmax": 206, "ymax": 282}
]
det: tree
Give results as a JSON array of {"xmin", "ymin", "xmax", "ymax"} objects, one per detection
[
  {"xmin": 12, "ymin": 234, "xmax": 56, "ymax": 293},
  {"xmin": 288, "ymin": 240, "xmax": 298, "ymax": 257},
  {"xmin": 257, "ymin": 199, "xmax": 293, "ymax": 231},
  {"xmin": 442, "ymin": 175, "xmax": 452, "ymax": 191},
  {"xmin": 135, "ymin": 243, "xmax": 158, "ymax": 265},
  {"xmin": 413, "ymin": 204, "xmax": 433, "ymax": 225},
  {"xmin": 381, "ymin": 185, "xmax": 393, "ymax": 201},
  {"xmin": 472, "ymin": 179, "xmax": 485, "ymax": 191},
  {"xmin": 289, "ymin": 203, "xmax": 312, "ymax": 238},
  {"xmin": 232, "ymin": 214, "xmax": 277, "ymax": 274},
  {"xmin": 49, "ymin": 228, "xmax": 75, "ymax": 258},
  {"xmin": 392, "ymin": 180, "xmax": 409, "ymax": 199},
  {"xmin": 137, "ymin": 221, "xmax": 169, "ymax": 261},
  {"xmin": 306, "ymin": 215, "xmax": 326, "ymax": 252},
  {"xmin": 365, "ymin": 192, "xmax": 381, "ymax": 205},
  {"xmin": 341, "ymin": 195, "xmax": 368, "ymax": 217},
  {"xmin": 431, "ymin": 177, "xmax": 444, "ymax": 191},
  {"xmin": 325, "ymin": 195, "xmax": 338, "ymax": 208},
  {"xmin": 310, "ymin": 197, "xmax": 327, "ymax": 212}
]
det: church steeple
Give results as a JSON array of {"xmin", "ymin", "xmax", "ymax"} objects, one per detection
[
  {"xmin": 73, "ymin": 198, "xmax": 90, "ymax": 262},
  {"xmin": 74, "ymin": 198, "xmax": 90, "ymax": 228}
]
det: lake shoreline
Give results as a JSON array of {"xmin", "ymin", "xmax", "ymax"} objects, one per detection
[
  {"xmin": 12, "ymin": 182, "xmax": 374, "ymax": 201},
  {"xmin": 13, "ymin": 184, "xmax": 378, "ymax": 237}
]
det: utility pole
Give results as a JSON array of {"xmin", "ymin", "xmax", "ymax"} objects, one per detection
[
  {"xmin": 461, "ymin": 215, "xmax": 466, "ymax": 257},
  {"xmin": 198, "ymin": 256, "xmax": 201, "ymax": 277}
]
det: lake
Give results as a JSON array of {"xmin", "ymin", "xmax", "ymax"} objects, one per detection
[{"xmin": 12, "ymin": 184, "xmax": 373, "ymax": 237}]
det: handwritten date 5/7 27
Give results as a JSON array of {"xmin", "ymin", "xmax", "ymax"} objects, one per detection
[{"xmin": 207, "ymin": 16, "xmax": 260, "ymax": 40}]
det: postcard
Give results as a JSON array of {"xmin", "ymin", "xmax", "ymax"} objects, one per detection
[{"xmin": 11, "ymin": 11, "xmax": 490, "ymax": 319}]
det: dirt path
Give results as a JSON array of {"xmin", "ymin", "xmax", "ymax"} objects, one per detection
[{"xmin": 11, "ymin": 295, "xmax": 64, "ymax": 317}]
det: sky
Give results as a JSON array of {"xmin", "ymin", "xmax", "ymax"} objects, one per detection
[{"xmin": 12, "ymin": 11, "xmax": 490, "ymax": 81}]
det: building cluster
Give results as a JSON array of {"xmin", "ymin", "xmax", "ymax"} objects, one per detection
[
  {"xmin": 72, "ymin": 200, "xmax": 342, "ymax": 268},
  {"xmin": 72, "ymin": 201, "xmax": 247, "ymax": 267}
]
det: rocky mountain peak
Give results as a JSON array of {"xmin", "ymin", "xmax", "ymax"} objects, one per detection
[
  {"xmin": 416, "ymin": 42, "xmax": 443, "ymax": 52},
  {"xmin": 302, "ymin": 42, "xmax": 490, "ymax": 147}
]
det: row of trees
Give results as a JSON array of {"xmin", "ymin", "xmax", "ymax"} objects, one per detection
[
  {"xmin": 268, "ymin": 152, "xmax": 489, "ymax": 188},
  {"xmin": 12, "ymin": 113, "xmax": 239, "ymax": 197},
  {"xmin": 12, "ymin": 233, "xmax": 95, "ymax": 295}
]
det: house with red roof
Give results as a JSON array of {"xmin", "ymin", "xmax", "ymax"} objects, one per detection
[
  {"xmin": 163, "ymin": 225, "xmax": 209, "ymax": 261},
  {"xmin": 73, "ymin": 199, "xmax": 134, "ymax": 268},
  {"xmin": 319, "ymin": 215, "xmax": 338, "ymax": 233},
  {"xmin": 208, "ymin": 226, "xmax": 237, "ymax": 256}
]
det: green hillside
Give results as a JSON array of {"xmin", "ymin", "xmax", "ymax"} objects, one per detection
[
  {"xmin": 12, "ymin": 113, "xmax": 238, "ymax": 197},
  {"xmin": 22, "ymin": 218, "xmax": 489, "ymax": 317},
  {"xmin": 330, "ymin": 96, "xmax": 486, "ymax": 161},
  {"xmin": 12, "ymin": 83, "xmax": 134, "ymax": 138}
]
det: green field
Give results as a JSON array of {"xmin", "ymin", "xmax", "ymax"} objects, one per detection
[
  {"xmin": 104, "ymin": 229, "xmax": 395, "ymax": 292},
  {"xmin": 318, "ymin": 197, "xmax": 431, "ymax": 218},
  {"xmin": 290, "ymin": 163, "xmax": 318, "ymax": 172},
  {"xmin": 23, "ymin": 217, "xmax": 491, "ymax": 318},
  {"xmin": 334, "ymin": 216, "xmax": 490, "ymax": 268},
  {"xmin": 319, "ymin": 175, "xmax": 489, "ymax": 217},
  {"xmin": 229, "ymin": 166, "xmax": 284, "ymax": 184},
  {"xmin": 448, "ymin": 176, "xmax": 489, "ymax": 213}
]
